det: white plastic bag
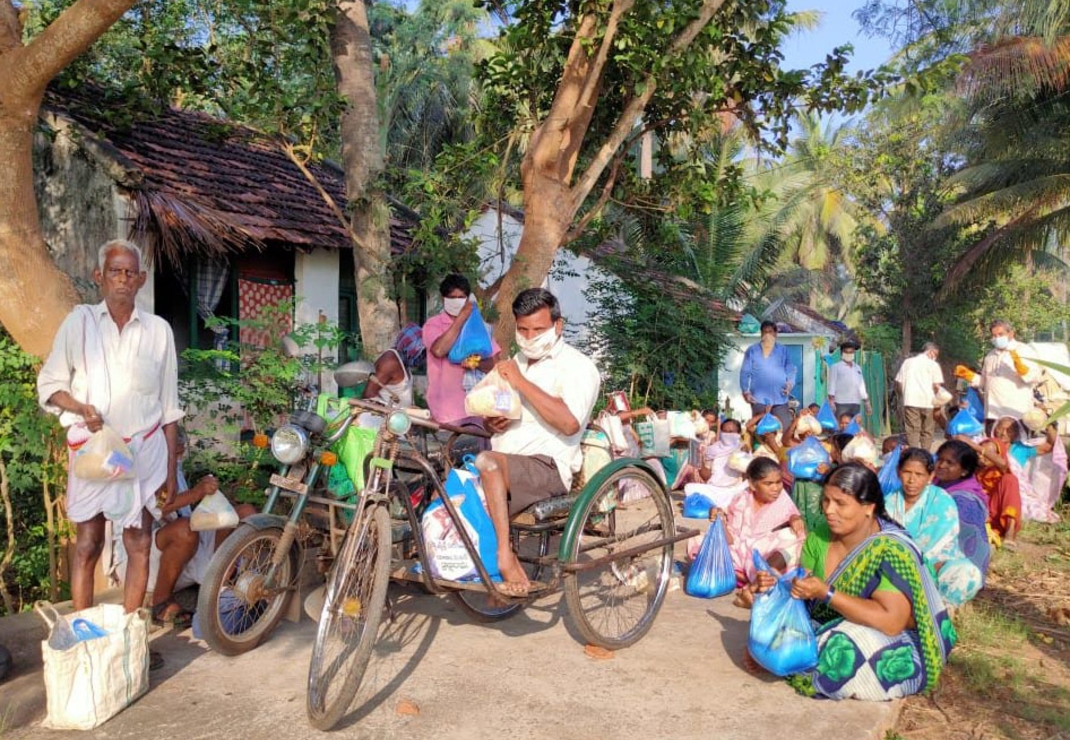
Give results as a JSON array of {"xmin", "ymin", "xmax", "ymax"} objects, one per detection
[
  {"xmin": 599, "ymin": 412, "xmax": 629, "ymax": 453},
  {"xmin": 71, "ymin": 426, "xmax": 135, "ymax": 480},
  {"xmin": 667, "ymin": 411, "xmax": 696, "ymax": 439},
  {"xmin": 464, "ymin": 367, "xmax": 522, "ymax": 419},
  {"xmin": 577, "ymin": 427, "xmax": 614, "ymax": 489},
  {"xmin": 652, "ymin": 418, "xmax": 671, "ymax": 457},
  {"xmin": 189, "ymin": 491, "xmax": 239, "ymax": 532},
  {"xmin": 36, "ymin": 601, "xmax": 149, "ymax": 730}
]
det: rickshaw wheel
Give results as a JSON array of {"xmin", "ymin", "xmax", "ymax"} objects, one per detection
[
  {"xmin": 562, "ymin": 467, "xmax": 674, "ymax": 650},
  {"xmin": 306, "ymin": 504, "xmax": 391, "ymax": 731},
  {"xmin": 197, "ymin": 523, "xmax": 296, "ymax": 656},
  {"xmin": 450, "ymin": 530, "xmax": 550, "ymax": 622}
]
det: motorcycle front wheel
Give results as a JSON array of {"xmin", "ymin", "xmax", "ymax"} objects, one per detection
[{"xmin": 196, "ymin": 523, "xmax": 296, "ymax": 656}]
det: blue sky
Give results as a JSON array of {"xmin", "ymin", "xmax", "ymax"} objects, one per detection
[{"xmin": 781, "ymin": 0, "xmax": 895, "ymax": 73}]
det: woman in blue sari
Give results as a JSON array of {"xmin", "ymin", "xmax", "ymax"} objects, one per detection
[
  {"xmin": 932, "ymin": 440, "xmax": 991, "ymax": 578},
  {"xmin": 754, "ymin": 464, "xmax": 956, "ymax": 700},
  {"xmin": 886, "ymin": 448, "xmax": 983, "ymax": 607}
]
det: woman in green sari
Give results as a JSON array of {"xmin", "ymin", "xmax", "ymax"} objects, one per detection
[{"xmin": 755, "ymin": 463, "xmax": 956, "ymax": 700}]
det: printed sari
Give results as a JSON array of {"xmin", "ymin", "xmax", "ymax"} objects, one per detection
[
  {"xmin": 886, "ymin": 485, "xmax": 983, "ymax": 606},
  {"xmin": 796, "ymin": 521, "xmax": 956, "ymax": 701},
  {"xmin": 724, "ymin": 488, "xmax": 804, "ymax": 582},
  {"xmin": 976, "ymin": 438, "xmax": 1023, "ymax": 538},
  {"xmin": 939, "ymin": 477, "xmax": 992, "ymax": 577}
]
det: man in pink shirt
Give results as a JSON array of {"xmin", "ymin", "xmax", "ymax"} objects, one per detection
[{"xmin": 422, "ymin": 274, "xmax": 500, "ymax": 424}]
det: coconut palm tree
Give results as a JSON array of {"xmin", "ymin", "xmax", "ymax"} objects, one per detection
[{"xmin": 934, "ymin": 0, "xmax": 1070, "ymax": 286}]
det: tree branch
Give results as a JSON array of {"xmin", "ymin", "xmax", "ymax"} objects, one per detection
[
  {"xmin": 570, "ymin": 0, "xmax": 729, "ymax": 208},
  {"xmin": 0, "ymin": 0, "xmax": 21, "ymax": 55},
  {"xmin": 574, "ymin": 0, "xmax": 635, "ymax": 117},
  {"xmin": 8, "ymin": 0, "xmax": 138, "ymax": 100},
  {"xmin": 282, "ymin": 142, "xmax": 368, "ymax": 254},
  {"xmin": 563, "ymin": 146, "xmax": 627, "ymax": 245}
]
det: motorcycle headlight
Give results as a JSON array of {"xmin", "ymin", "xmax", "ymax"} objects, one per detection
[
  {"xmin": 386, "ymin": 410, "xmax": 412, "ymax": 436},
  {"xmin": 271, "ymin": 424, "xmax": 310, "ymax": 465}
]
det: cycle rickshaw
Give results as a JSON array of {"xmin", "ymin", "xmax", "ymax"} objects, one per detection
[{"xmin": 305, "ymin": 397, "xmax": 697, "ymax": 730}]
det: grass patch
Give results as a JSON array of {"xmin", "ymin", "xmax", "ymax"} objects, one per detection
[{"xmin": 954, "ymin": 601, "xmax": 1030, "ymax": 650}]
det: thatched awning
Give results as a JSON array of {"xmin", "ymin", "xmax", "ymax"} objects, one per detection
[{"xmin": 43, "ymin": 91, "xmax": 415, "ymax": 268}]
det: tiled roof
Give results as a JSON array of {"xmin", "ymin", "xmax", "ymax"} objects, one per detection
[{"xmin": 43, "ymin": 91, "xmax": 414, "ymax": 266}]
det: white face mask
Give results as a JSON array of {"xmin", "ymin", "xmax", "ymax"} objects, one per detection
[
  {"xmin": 516, "ymin": 326, "xmax": 559, "ymax": 361},
  {"xmin": 443, "ymin": 297, "xmax": 467, "ymax": 317},
  {"xmin": 842, "ymin": 350, "xmax": 856, "ymax": 361},
  {"xmin": 719, "ymin": 432, "xmax": 741, "ymax": 447},
  {"xmin": 991, "ymin": 335, "xmax": 1010, "ymax": 350}
]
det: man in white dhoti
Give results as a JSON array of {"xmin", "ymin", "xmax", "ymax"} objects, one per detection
[{"xmin": 38, "ymin": 240, "xmax": 184, "ymax": 615}]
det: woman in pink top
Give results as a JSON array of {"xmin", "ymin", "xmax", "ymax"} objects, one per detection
[
  {"xmin": 713, "ymin": 456, "xmax": 805, "ymax": 604},
  {"xmin": 421, "ymin": 274, "xmax": 500, "ymax": 424}
]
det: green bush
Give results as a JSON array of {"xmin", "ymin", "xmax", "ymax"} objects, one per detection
[
  {"xmin": 0, "ymin": 328, "xmax": 69, "ymax": 615},
  {"xmin": 178, "ymin": 300, "xmax": 350, "ymax": 501}
]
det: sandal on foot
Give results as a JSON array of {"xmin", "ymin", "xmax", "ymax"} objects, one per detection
[
  {"xmin": 497, "ymin": 581, "xmax": 531, "ymax": 598},
  {"xmin": 151, "ymin": 598, "xmax": 194, "ymax": 630}
]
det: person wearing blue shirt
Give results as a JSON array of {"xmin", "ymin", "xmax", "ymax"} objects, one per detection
[{"xmin": 740, "ymin": 321, "xmax": 796, "ymax": 429}]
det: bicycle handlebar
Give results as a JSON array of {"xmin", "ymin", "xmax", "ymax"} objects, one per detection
[{"xmin": 346, "ymin": 398, "xmax": 491, "ymax": 439}]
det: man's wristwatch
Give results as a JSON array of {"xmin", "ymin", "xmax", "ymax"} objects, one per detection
[{"xmin": 821, "ymin": 586, "xmax": 836, "ymax": 605}]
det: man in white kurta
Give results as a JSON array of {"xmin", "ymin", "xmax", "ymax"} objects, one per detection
[
  {"xmin": 37, "ymin": 240, "xmax": 184, "ymax": 614},
  {"xmin": 970, "ymin": 319, "xmax": 1042, "ymax": 424},
  {"xmin": 475, "ymin": 288, "xmax": 600, "ymax": 597}
]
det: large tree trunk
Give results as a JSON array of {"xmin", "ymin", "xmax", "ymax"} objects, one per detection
[
  {"xmin": 0, "ymin": 0, "xmax": 138, "ymax": 356},
  {"xmin": 0, "ymin": 100, "xmax": 81, "ymax": 357},
  {"xmin": 331, "ymin": 0, "xmax": 398, "ymax": 357},
  {"xmin": 492, "ymin": 161, "xmax": 573, "ymax": 346},
  {"xmin": 488, "ymin": 0, "xmax": 727, "ymax": 346}
]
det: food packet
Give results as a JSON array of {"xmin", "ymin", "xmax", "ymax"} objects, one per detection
[
  {"xmin": 71, "ymin": 426, "xmax": 135, "ymax": 480},
  {"xmin": 464, "ymin": 367, "xmax": 522, "ymax": 419}
]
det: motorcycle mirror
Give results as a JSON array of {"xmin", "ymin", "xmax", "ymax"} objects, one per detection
[{"xmin": 335, "ymin": 360, "xmax": 374, "ymax": 389}]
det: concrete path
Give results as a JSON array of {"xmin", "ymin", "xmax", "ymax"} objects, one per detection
[{"xmin": 1, "ymin": 581, "xmax": 898, "ymax": 740}]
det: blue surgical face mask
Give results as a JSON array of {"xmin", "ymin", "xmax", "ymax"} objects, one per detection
[{"xmin": 991, "ymin": 335, "xmax": 1010, "ymax": 350}]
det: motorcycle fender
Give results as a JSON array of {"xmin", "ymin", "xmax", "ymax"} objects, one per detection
[{"xmin": 239, "ymin": 513, "xmax": 289, "ymax": 532}]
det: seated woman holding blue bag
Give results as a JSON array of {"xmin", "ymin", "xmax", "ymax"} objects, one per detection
[
  {"xmin": 709, "ymin": 457, "xmax": 805, "ymax": 607},
  {"xmin": 886, "ymin": 448, "xmax": 983, "ymax": 607},
  {"xmin": 751, "ymin": 464, "xmax": 955, "ymax": 700}
]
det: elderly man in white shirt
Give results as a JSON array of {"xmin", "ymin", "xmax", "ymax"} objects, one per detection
[
  {"xmin": 827, "ymin": 339, "xmax": 871, "ymax": 422},
  {"xmin": 475, "ymin": 288, "xmax": 600, "ymax": 597},
  {"xmin": 895, "ymin": 342, "xmax": 946, "ymax": 451},
  {"xmin": 956, "ymin": 319, "xmax": 1041, "ymax": 428},
  {"xmin": 38, "ymin": 240, "xmax": 184, "ymax": 617}
]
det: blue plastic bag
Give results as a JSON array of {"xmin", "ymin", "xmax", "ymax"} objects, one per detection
[
  {"xmin": 685, "ymin": 516, "xmax": 735, "ymax": 598},
  {"xmin": 844, "ymin": 419, "xmax": 861, "ymax": 435},
  {"xmin": 422, "ymin": 466, "xmax": 500, "ymax": 581},
  {"xmin": 947, "ymin": 409, "xmax": 984, "ymax": 437},
  {"xmin": 748, "ymin": 551, "xmax": 818, "ymax": 676},
  {"xmin": 816, "ymin": 400, "xmax": 837, "ymax": 431},
  {"xmin": 447, "ymin": 303, "xmax": 494, "ymax": 364},
  {"xmin": 71, "ymin": 618, "xmax": 108, "ymax": 642},
  {"xmin": 965, "ymin": 387, "xmax": 985, "ymax": 423},
  {"xmin": 682, "ymin": 492, "xmax": 715, "ymax": 519},
  {"xmin": 787, "ymin": 436, "xmax": 830, "ymax": 481},
  {"xmin": 755, "ymin": 413, "xmax": 782, "ymax": 435},
  {"xmin": 878, "ymin": 444, "xmax": 902, "ymax": 495}
]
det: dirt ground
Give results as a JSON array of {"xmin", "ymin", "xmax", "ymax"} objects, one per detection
[
  {"xmin": 894, "ymin": 519, "xmax": 1070, "ymax": 740},
  {"xmin": 1, "ymin": 574, "xmax": 898, "ymax": 740}
]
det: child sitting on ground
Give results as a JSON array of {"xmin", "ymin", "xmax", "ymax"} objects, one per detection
[{"xmin": 714, "ymin": 457, "xmax": 805, "ymax": 608}]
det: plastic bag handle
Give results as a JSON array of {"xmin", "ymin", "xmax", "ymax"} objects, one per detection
[{"xmin": 34, "ymin": 600, "xmax": 62, "ymax": 629}]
